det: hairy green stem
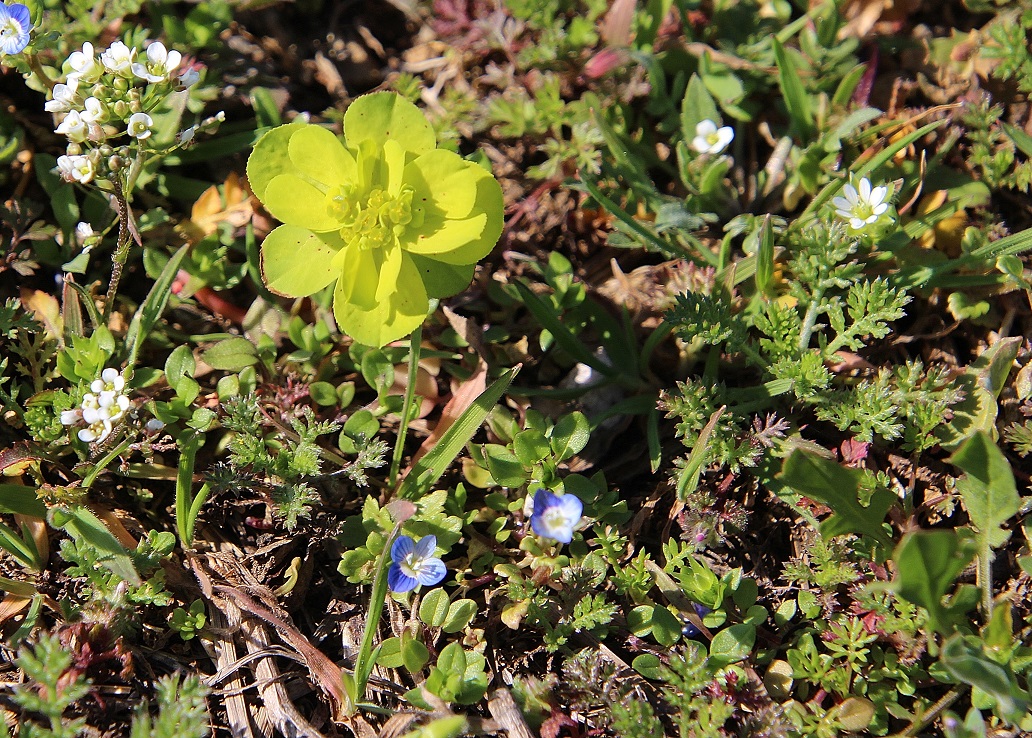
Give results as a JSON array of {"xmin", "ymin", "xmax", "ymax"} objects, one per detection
[
  {"xmin": 887, "ymin": 686, "xmax": 963, "ymax": 738},
  {"xmin": 389, "ymin": 325, "xmax": 422, "ymax": 488},
  {"xmin": 104, "ymin": 179, "xmax": 133, "ymax": 320},
  {"xmin": 797, "ymin": 286, "xmax": 825, "ymax": 353},
  {"xmin": 978, "ymin": 545, "xmax": 993, "ymax": 619}
]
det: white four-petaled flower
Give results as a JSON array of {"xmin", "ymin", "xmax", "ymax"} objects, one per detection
[
  {"xmin": 56, "ymin": 154, "xmax": 94, "ymax": 183},
  {"xmin": 61, "ymin": 367, "xmax": 131, "ymax": 444},
  {"xmin": 132, "ymin": 41, "xmax": 181, "ymax": 83},
  {"xmin": 55, "ymin": 110, "xmax": 89, "ymax": 142},
  {"xmin": 45, "ymin": 79, "xmax": 81, "ymax": 113},
  {"xmin": 127, "ymin": 112, "xmax": 154, "ymax": 140},
  {"xmin": 101, "ymin": 41, "xmax": 136, "ymax": 77},
  {"xmin": 66, "ymin": 41, "xmax": 102, "ymax": 85},
  {"xmin": 691, "ymin": 119, "xmax": 734, "ymax": 155},
  {"xmin": 0, "ymin": 3, "xmax": 31, "ymax": 56},
  {"xmin": 832, "ymin": 177, "xmax": 890, "ymax": 232}
]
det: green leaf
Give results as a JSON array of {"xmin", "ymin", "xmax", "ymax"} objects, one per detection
[
  {"xmin": 549, "ymin": 411, "xmax": 590, "ymax": 461},
  {"xmin": 893, "ymin": 530, "xmax": 976, "ymax": 634},
  {"xmin": 483, "ymin": 445, "xmax": 526, "ymax": 488},
  {"xmin": 513, "ymin": 429, "xmax": 550, "ymax": 466},
  {"xmin": 401, "ymin": 631, "xmax": 430, "ymax": 673},
  {"xmin": 309, "ymin": 381, "xmax": 338, "ymax": 406},
  {"xmin": 164, "ymin": 344, "xmax": 195, "ymax": 389},
  {"xmin": 649, "ymin": 605, "xmax": 683, "ymax": 647},
  {"xmin": 936, "ymin": 338, "xmax": 1021, "ymax": 449},
  {"xmin": 941, "ymin": 633, "xmax": 1031, "ymax": 725},
  {"xmin": 201, "ymin": 337, "xmax": 259, "ymax": 372},
  {"xmin": 680, "ymin": 74, "xmax": 721, "ymax": 144},
  {"xmin": 419, "ymin": 588, "xmax": 451, "ymax": 627},
  {"xmin": 0, "ymin": 485, "xmax": 46, "ymax": 518},
  {"xmin": 48, "ymin": 506, "xmax": 141, "ymax": 586},
  {"xmin": 777, "ymin": 451, "xmax": 895, "ymax": 549},
  {"xmin": 949, "ymin": 431, "xmax": 1021, "ymax": 549},
  {"xmin": 632, "ymin": 653, "xmax": 665, "ymax": 680},
  {"xmin": 772, "ymin": 39, "xmax": 814, "ymax": 143},
  {"xmin": 398, "ymin": 367, "xmax": 518, "ymax": 500},
  {"xmin": 709, "ymin": 623, "xmax": 756, "ymax": 666},
  {"xmin": 376, "ymin": 636, "xmax": 404, "ymax": 668},
  {"xmin": 126, "ymin": 244, "xmax": 190, "ymax": 372},
  {"xmin": 442, "ymin": 599, "xmax": 477, "ymax": 633}
]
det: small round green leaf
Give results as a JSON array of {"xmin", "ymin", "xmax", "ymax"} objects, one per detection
[
  {"xmin": 709, "ymin": 623, "xmax": 756, "ymax": 666},
  {"xmin": 441, "ymin": 599, "xmax": 477, "ymax": 633},
  {"xmin": 632, "ymin": 653, "xmax": 665, "ymax": 680},
  {"xmin": 419, "ymin": 588, "xmax": 451, "ymax": 627}
]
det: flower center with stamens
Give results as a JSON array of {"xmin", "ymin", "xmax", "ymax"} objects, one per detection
[{"xmin": 326, "ymin": 184, "xmax": 423, "ymax": 252}]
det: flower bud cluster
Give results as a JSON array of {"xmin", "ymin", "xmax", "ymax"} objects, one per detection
[
  {"xmin": 60, "ymin": 367, "xmax": 131, "ymax": 443},
  {"xmin": 46, "ymin": 39, "xmax": 201, "ymax": 184}
]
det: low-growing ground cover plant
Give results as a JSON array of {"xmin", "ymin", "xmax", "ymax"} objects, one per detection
[{"xmin": 0, "ymin": 0, "xmax": 1031, "ymax": 737}]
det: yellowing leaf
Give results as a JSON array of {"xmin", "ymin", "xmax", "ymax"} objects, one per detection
[{"xmin": 186, "ymin": 172, "xmax": 255, "ymax": 241}]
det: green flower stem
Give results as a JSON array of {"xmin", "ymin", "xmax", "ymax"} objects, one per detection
[
  {"xmin": 24, "ymin": 53, "xmax": 56, "ymax": 92},
  {"xmin": 389, "ymin": 324, "xmax": 423, "ymax": 488},
  {"xmin": 351, "ymin": 522, "xmax": 402, "ymax": 708},
  {"xmin": 81, "ymin": 437, "xmax": 134, "ymax": 490},
  {"xmin": 175, "ymin": 432, "xmax": 206, "ymax": 548}
]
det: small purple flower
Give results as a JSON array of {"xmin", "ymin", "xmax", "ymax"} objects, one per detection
[
  {"xmin": 681, "ymin": 603, "xmax": 712, "ymax": 639},
  {"xmin": 0, "ymin": 3, "xmax": 31, "ymax": 55},
  {"xmin": 530, "ymin": 489, "xmax": 583, "ymax": 544},
  {"xmin": 387, "ymin": 534, "xmax": 446, "ymax": 593}
]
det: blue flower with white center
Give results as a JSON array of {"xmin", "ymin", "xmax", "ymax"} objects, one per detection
[
  {"xmin": 529, "ymin": 489, "xmax": 584, "ymax": 544},
  {"xmin": 387, "ymin": 534, "xmax": 447, "ymax": 593},
  {"xmin": 0, "ymin": 3, "xmax": 31, "ymax": 56}
]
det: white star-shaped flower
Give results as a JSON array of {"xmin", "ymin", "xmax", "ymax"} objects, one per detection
[{"xmin": 833, "ymin": 177, "xmax": 889, "ymax": 231}]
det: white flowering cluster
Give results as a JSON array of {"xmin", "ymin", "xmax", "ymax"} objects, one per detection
[
  {"xmin": 61, "ymin": 367, "xmax": 131, "ymax": 443},
  {"xmin": 46, "ymin": 39, "xmax": 200, "ymax": 185}
]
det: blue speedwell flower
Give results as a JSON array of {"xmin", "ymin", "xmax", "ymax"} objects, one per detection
[
  {"xmin": 387, "ymin": 535, "xmax": 447, "ymax": 593},
  {"xmin": 0, "ymin": 3, "xmax": 30, "ymax": 55},
  {"xmin": 530, "ymin": 489, "xmax": 584, "ymax": 544}
]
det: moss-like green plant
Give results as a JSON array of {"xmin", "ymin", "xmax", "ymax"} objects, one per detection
[{"xmin": 246, "ymin": 92, "xmax": 504, "ymax": 347}]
